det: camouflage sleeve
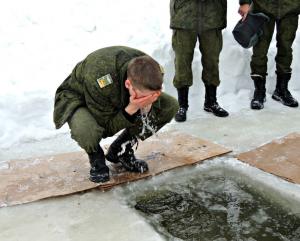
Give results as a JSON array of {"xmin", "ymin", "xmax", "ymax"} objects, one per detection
[
  {"xmin": 83, "ymin": 76, "xmax": 135, "ymax": 135},
  {"xmin": 87, "ymin": 101, "xmax": 135, "ymax": 135},
  {"xmin": 239, "ymin": 0, "xmax": 252, "ymax": 5},
  {"xmin": 53, "ymin": 61, "xmax": 85, "ymax": 129}
]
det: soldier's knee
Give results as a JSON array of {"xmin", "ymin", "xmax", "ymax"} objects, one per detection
[
  {"xmin": 70, "ymin": 126, "xmax": 103, "ymax": 153},
  {"xmin": 164, "ymin": 96, "xmax": 179, "ymax": 122},
  {"xmin": 68, "ymin": 107, "xmax": 104, "ymax": 153}
]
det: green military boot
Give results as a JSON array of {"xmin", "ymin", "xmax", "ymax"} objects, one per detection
[
  {"xmin": 272, "ymin": 72, "xmax": 298, "ymax": 108},
  {"xmin": 175, "ymin": 86, "xmax": 189, "ymax": 122},
  {"xmin": 106, "ymin": 129, "xmax": 149, "ymax": 173},
  {"xmin": 251, "ymin": 75, "xmax": 266, "ymax": 110},
  {"xmin": 88, "ymin": 145, "xmax": 110, "ymax": 183},
  {"xmin": 204, "ymin": 85, "xmax": 229, "ymax": 117}
]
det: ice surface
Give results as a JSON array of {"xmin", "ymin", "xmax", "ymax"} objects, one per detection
[
  {"xmin": 1, "ymin": 0, "xmax": 300, "ymax": 240},
  {"xmin": 0, "ymin": 191, "xmax": 164, "ymax": 241},
  {"xmin": 1, "ymin": 0, "xmax": 300, "ymax": 153}
]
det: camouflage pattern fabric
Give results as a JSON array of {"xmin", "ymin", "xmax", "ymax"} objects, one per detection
[
  {"xmin": 67, "ymin": 93, "xmax": 178, "ymax": 154},
  {"xmin": 170, "ymin": 0, "xmax": 227, "ymax": 32},
  {"xmin": 54, "ymin": 46, "xmax": 178, "ymax": 153},
  {"xmin": 240, "ymin": 0, "xmax": 300, "ymax": 19},
  {"xmin": 250, "ymin": 13, "xmax": 299, "ymax": 75},
  {"xmin": 172, "ymin": 29, "xmax": 223, "ymax": 88}
]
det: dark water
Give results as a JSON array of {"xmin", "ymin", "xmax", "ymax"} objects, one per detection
[{"xmin": 128, "ymin": 168, "xmax": 300, "ymax": 241}]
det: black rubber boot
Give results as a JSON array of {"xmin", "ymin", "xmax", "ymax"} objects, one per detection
[
  {"xmin": 175, "ymin": 86, "xmax": 189, "ymax": 122},
  {"xmin": 88, "ymin": 145, "xmax": 109, "ymax": 183},
  {"xmin": 272, "ymin": 72, "xmax": 298, "ymax": 107},
  {"xmin": 251, "ymin": 75, "xmax": 266, "ymax": 110},
  {"xmin": 106, "ymin": 129, "xmax": 149, "ymax": 173},
  {"xmin": 204, "ymin": 85, "xmax": 229, "ymax": 117}
]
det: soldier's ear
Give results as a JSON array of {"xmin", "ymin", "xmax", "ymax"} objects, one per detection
[{"xmin": 125, "ymin": 79, "xmax": 131, "ymax": 89}]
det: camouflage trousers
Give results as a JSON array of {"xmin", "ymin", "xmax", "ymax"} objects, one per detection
[
  {"xmin": 67, "ymin": 93, "xmax": 178, "ymax": 154},
  {"xmin": 172, "ymin": 28, "xmax": 223, "ymax": 89},
  {"xmin": 251, "ymin": 14, "xmax": 299, "ymax": 76}
]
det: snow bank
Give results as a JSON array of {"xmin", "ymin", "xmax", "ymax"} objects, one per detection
[{"xmin": 0, "ymin": 0, "xmax": 299, "ymax": 149}]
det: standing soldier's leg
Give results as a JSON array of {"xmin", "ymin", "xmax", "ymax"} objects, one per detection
[
  {"xmin": 172, "ymin": 29, "xmax": 197, "ymax": 122},
  {"xmin": 106, "ymin": 93, "xmax": 178, "ymax": 171},
  {"xmin": 250, "ymin": 18, "xmax": 275, "ymax": 110},
  {"xmin": 68, "ymin": 107, "xmax": 109, "ymax": 183},
  {"xmin": 272, "ymin": 14, "xmax": 299, "ymax": 107},
  {"xmin": 199, "ymin": 29, "xmax": 228, "ymax": 117}
]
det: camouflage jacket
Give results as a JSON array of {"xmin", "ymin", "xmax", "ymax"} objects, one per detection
[
  {"xmin": 239, "ymin": 0, "xmax": 300, "ymax": 18},
  {"xmin": 170, "ymin": 0, "xmax": 227, "ymax": 32},
  {"xmin": 53, "ymin": 46, "xmax": 146, "ymax": 131}
]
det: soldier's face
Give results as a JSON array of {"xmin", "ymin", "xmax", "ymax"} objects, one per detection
[{"xmin": 125, "ymin": 79, "xmax": 161, "ymax": 99}]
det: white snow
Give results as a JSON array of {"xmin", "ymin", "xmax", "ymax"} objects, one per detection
[
  {"xmin": 0, "ymin": 1, "xmax": 300, "ymax": 240},
  {"xmin": 0, "ymin": 0, "xmax": 299, "ymax": 153}
]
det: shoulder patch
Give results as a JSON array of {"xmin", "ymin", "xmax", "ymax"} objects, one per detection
[{"xmin": 96, "ymin": 74, "xmax": 113, "ymax": 88}]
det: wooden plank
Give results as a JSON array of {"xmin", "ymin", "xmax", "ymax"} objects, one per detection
[
  {"xmin": 237, "ymin": 132, "xmax": 300, "ymax": 184},
  {"xmin": 0, "ymin": 131, "xmax": 231, "ymax": 207}
]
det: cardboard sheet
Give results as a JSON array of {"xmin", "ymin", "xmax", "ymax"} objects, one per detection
[
  {"xmin": 0, "ymin": 132, "xmax": 231, "ymax": 207},
  {"xmin": 237, "ymin": 132, "xmax": 300, "ymax": 184}
]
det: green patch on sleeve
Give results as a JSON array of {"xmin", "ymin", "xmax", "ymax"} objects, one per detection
[{"xmin": 96, "ymin": 74, "xmax": 113, "ymax": 88}]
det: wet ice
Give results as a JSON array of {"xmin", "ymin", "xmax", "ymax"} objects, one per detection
[{"xmin": 130, "ymin": 168, "xmax": 300, "ymax": 241}]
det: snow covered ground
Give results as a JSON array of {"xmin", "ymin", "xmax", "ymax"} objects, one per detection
[{"xmin": 0, "ymin": 1, "xmax": 300, "ymax": 240}]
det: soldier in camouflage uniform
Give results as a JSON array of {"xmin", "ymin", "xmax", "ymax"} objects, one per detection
[
  {"xmin": 170, "ymin": 0, "xmax": 229, "ymax": 122},
  {"xmin": 239, "ymin": 0, "xmax": 300, "ymax": 109},
  {"xmin": 54, "ymin": 46, "xmax": 178, "ymax": 183}
]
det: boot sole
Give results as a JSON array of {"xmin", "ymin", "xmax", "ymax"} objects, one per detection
[
  {"xmin": 251, "ymin": 105, "xmax": 264, "ymax": 110},
  {"xmin": 119, "ymin": 159, "xmax": 149, "ymax": 173},
  {"xmin": 250, "ymin": 103, "xmax": 264, "ymax": 110},
  {"xmin": 89, "ymin": 174, "xmax": 110, "ymax": 183},
  {"xmin": 250, "ymin": 97, "xmax": 266, "ymax": 110},
  {"xmin": 174, "ymin": 110, "xmax": 187, "ymax": 122},
  {"xmin": 204, "ymin": 107, "xmax": 229, "ymax": 117},
  {"xmin": 272, "ymin": 95, "xmax": 299, "ymax": 108},
  {"xmin": 174, "ymin": 117, "xmax": 186, "ymax": 122}
]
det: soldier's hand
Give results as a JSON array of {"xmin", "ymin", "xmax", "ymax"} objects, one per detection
[
  {"xmin": 238, "ymin": 4, "xmax": 250, "ymax": 21},
  {"xmin": 132, "ymin": 91, "xmax": 160, "ymax": 108},
  {"xmin": 125, "ymin": 91, "xmax": 160, "ymax": 115}
]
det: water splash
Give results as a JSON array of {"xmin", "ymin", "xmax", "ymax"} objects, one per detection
[
  {"xmin": 117, "ymin": 140, "xmax": 135, "ymax": 157},
  {"xmin": 139, "ymin": 108, "xmax": 157, "ymax": 139}
]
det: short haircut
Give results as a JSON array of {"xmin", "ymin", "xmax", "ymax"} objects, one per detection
[{"xmin": 127, "ymin": 56, "xmax": 163, "ymax": 91}]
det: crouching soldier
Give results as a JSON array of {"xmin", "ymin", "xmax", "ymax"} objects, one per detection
[
  {"xmin": 53, "ymin": 46, "xmax": 179, "ymax": 183},
  {"xmin": 239, "ymin": 0, "xmax": 300, "ymax": 109},
  {"xmin": 170, "ymin": 0, "xmax": 229, "ymax": 122}
]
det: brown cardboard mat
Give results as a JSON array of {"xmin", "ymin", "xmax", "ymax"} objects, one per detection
[
  {"xmin": 237, "ymin": 132, "xmax": 300, "ymax": 184},
  {"xmin": 0, "ymin": 131, "xmax": 231, "ymax": 207}
]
